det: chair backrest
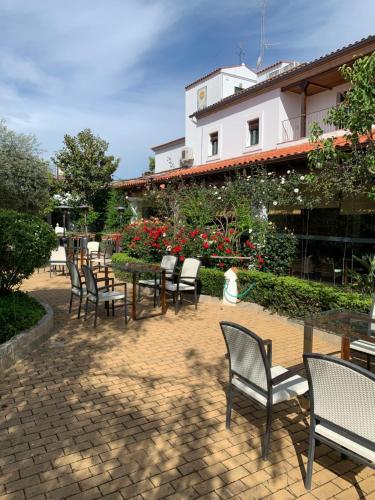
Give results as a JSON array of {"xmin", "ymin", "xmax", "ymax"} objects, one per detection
[
  {"xmin": 82, "ymin": 265, "xmax": 98, "ymax": 298},
  {"xmin": 304, "ymin": 354, "xmax": 375, "ymax": 446},
  {"xmin": 180, "ymin": 258, "xmax": 201, "ymax": 284},
  {"xmin": 67, "ymin": 261, "xmax": 82, "ymax": 292},
  {"xmin": 220, "ymin": 322, "xmax": 271, "ymax": 393},
  {"xmin": 369, "ymin": 295, "xmax": 375, "ymax": 335},
  {"xmin": 50, "ymin": 246, "xmax": 67, "ymax": 262},
  {"xmin": 161, "ymin": 255, "xmax": 177, "ymax": 277},
  {"xmin": 87, "ymin": 241, "xmax": 100, "ymax": 254}
]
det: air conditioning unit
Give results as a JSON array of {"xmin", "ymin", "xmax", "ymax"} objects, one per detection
[{"xmin": 180, "ymin": 147, "xmax": 194, "ymax": 165}]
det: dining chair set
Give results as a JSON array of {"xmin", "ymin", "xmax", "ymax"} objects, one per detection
[
  {"xmin": 65, "ymin": 253, "xmax": 202, "ymax": 326},
  {"xmin": 221, "ymin": 321, "xmax": 375, "ymax": 490}
]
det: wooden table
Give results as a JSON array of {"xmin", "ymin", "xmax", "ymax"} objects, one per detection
[{"xmin": 111, "ymin": 262, "xmax": 167, "ymax": 321}]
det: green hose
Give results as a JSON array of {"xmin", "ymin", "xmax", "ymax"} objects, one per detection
[{"xmin": 223, "ymin": 281, "xmax": 256, "ymax": 299}]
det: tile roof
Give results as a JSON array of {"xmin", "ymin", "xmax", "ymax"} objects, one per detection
[
  {"xmin": 151, "ymin": 137, "xmax": 185, "ymax": 151},
  {"xmin": 191, "ymin": 35, "xmax": 375, "ymax": 119},
  {"xmin": 185, "ymin": 64, "xmax": 252, "ymax": 90},
  {"xmin": 112, "ymin": 135, "xmax": 351, "ymax": 190}
]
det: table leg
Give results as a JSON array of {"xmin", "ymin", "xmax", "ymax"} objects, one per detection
[
  {"xmin": 341, "ymin": 335, "xmax": 351, "ymax": 360},
  {"xmin": 303, "ymin": 323, "xmax": 313, "ymax": 354},
  {"xmin": 161, "ymin": 269, "xmax": 166, "ymax": 315},
  {"xmin": 80, "ymin": 248, "xmax": 84, "ymax": 268},
  {"xmin": 132, "ymin": 273, "xmax": 137, "ymax": 320}
]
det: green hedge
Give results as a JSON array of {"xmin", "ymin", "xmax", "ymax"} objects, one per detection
[
  {"xmin": 0, "ymin": 292, "xmax": 45, "ymax": 344},
  {"xmin": 112, "ymin": 253, "xmax": 371, "ymax": 318}
]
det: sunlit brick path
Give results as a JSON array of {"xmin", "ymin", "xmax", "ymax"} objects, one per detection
[{"xmin": 0, "ymin": 271, "xmax": 373, "ymax": 499}]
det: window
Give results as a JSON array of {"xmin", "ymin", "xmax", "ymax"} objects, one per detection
[
  {"xmin": 210, "ymin": 132, "xmax": 219, "ymax": 156},
  {"xmin": 248, "ymin": 119, "xmax": 259, "ymax": 146},
  {"xmin": 234, "ymin": 85, "xmax": 243, "ymax": 94}
]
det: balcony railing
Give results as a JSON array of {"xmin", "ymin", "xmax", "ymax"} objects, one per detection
[{"xmin": 281, "ymin": 106, "xmax": 339, "ymax": 143}]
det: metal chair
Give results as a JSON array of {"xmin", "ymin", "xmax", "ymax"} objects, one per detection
[
  {"xmin": 90, "ymin": 244, "xmax": 114, "ymax": 272},
  {"xmin": 221, "ymin": 321, "xmax": 308, "ymax": 460},
  {"xmin": 49, "ymin": 246, "xmax": 68, "ymax": 277},
  {"xmin": 303, "ymin": 353, "xmax": 375, "ymax": 490},
  {"xmin": 82, "ymin": 265, "xmax": 128, "ymax": 327},
  {"xmin": 165, "ymin": 257, "xmax": 201, "ymax": 314},
  {"xmin": 138, "ymin": 255, "xmax": 177, "ymax": 307},
  {"xmin": 350, "ymin": 296, "xmax": 375, "ymax": 370}
]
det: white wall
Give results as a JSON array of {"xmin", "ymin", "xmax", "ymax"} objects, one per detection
[
  {"xmin": 188, "ymin": 88, "xmax": 281, "ymax": 165},
  {"xmin": 154, "ymin": 140, "xmax": 185, "ymax": 173}
]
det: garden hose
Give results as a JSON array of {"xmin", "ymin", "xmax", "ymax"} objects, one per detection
[{"xmin": 223, "ymin": 281, "xmax": 256, "ymax": 300}]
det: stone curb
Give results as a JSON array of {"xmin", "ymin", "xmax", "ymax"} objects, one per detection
[{"xmin": 0, "ymin": 302, "xmax": 54, "ymax": 372}]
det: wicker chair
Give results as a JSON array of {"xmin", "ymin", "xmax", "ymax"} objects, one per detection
[
  {"xmin": 221, "ymin": 321, "xmax": 308, "ymax": 460},
  {"xmin": 303, "ymin": 353, "xmax": 375, "ymax": 489},
  {"xmin": 138, "ymin": 255, "xmax": 177, "ymax": 307},
  {"xmin": 90, "ymin": 244, "xmax": 114, "ymax": 272},
  {"xmin": 165, "ymin": 257, "xmax": 201, "ymax": 314},
  {"xmin": 350, "ymin": 296, "xmax": 375, "ymax": 369},
  {"xmin": 82, "ymin": 265, "xmax": 128, "ymax": 327},
  {"xmin": 49, "ymin": 246, "xmax": 68, "ymax": 277}
]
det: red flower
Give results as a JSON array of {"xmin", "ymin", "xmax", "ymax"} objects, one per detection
[
  {"xmin": 245, "ymin": 240, "xmax": 255, "ymax": 249},
  {"xmin": 217, "ymin": 244, "xmax": 224, "ymax": 251},
  {"xmin": 190, "ymin": 229, "xmax": 199, "ymax": 237},
  {"xmin": 224, "ymin": 237, "xmax": 231, "ymax": 243},
  {"xmin": 171, "ymin": 245, "xmax": 182, "ymax": 254},
  {"xmin": 225, "ymin": 247, "xmax": 232, "ymax": 254},
  {"xmin": 211, "ymin": 253, "xmax": 218, "ymax": 257},
  {"xmin": 229, "ymin": 228, "xmax": 235, "ymax": 234},
  {"xmin": 201, "ymin": 233, "xmax": 208, "ymax": 239},
  {"xmin": 218, "ymin": 262, "xmax": 225, "ymax": 268},
  {"xmin": 257, "ymin": 255, "xmax": 264, "ymax": 264},
  {"xmin": 180, "ymin": 238, "xmax": 187, "ymax": 245},
  {"xmin": 133, "ymin": 236, "xmax": 141, "ymax": 241},
  {"xmin": 179, "ymin": 255, "xmax": 185, "ymax": 262},
  {"xmin": 203, "ymin": 242, "xmax": 210, "ymax": 249}
]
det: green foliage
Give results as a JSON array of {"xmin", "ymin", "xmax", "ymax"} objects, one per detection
[
  {"xmin": 143, "ymin": 156, "xmax": 155, "ymax": 176},
  {"xmin": 104, "ymin": 189, "xmax": 132, "ymax": 232},
  {"xmin": 0, "ymin": 210, "xmax": 57, "ymax": 293},
  {"xmin": 350, "ymin": 254, "xmax": 375, "ymax": 294},
  {"xmin": 0, "ymin": 292, "xmax": 45, "ymax": 343},
  {"xmin": 308, "ymin": 52, "xmax": 375, "ymax": 202},
  {"xmin": 52, "ymin": 129, "xmax": 119, "ymax": 206},
  {"xmin": 262, "ymin": 231, "xmax": 297, "ymax": 275},
  {"xmin": 0, "ymin": 119, "xmax": 52, "ymax": 214},
  {"xmin": 112, "ymin": 253, "xmax": 371, "ymax": 318}
]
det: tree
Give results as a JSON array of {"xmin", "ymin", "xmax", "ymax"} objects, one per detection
[
  {"xmin": 52, "ymin": 129, "xmax": 120, "ymax": 206},
  {"xmin": 307, "ymin": 52, "xmax": 375, "ymax": 203},
  {"xmin": 104, "ymin": 189, "xmax": 132, "ymax": 232},
  {"xmin": 143, "ymin": 156, "xmax": 155, "ymax": 176},
  {"xmin": 0, "ymin": 120, "xmax": 51, "ymax": 214}
]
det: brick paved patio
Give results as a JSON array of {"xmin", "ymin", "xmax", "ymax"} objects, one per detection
[{"xmin": 0, "ymin": 271, "xmax": 374, "ymax": 499}]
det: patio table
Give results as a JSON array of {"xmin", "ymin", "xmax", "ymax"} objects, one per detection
[
  {"xmin": 111, "ymin": 262, "xmax": 167, "ymax": 321},
  {"xmin": 304, "ymin": 309, "xmax": 375, "ymax": 360}
]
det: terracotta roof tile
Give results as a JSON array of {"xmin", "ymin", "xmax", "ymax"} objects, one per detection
[{"xmin": 112, "ymin": 135, "xmax": 350, "ymax": 190}]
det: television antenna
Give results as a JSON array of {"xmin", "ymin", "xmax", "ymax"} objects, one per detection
[
  {"xmin": 236, "ymin": 41, "xmax": 246, "ymax": 64},
  {"xmin": 256, "ymin": 0, "xmax": 279, "ymax": 69}
]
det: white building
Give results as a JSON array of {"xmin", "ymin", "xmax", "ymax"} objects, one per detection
[{"xmin": 144, "ymin": 37, "xmax": 373, "ymax": 176}]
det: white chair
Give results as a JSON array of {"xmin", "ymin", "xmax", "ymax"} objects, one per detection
[
  {"xmin": 82, "ymin": 265, "xmax": 129, "ymax": 328},
  {"xmin": 221, "ymin": 322, "xmax": 308, "ymax": 460},
  {"xmin": 303, "ymin": 353, "xmax": 375, "ymax": 490},
  {"xmin": 49, "ymin": 246, "xmax": 68, "ymax": 277},
  {"xmin": 165, "ymin": 257, "xmax": 201, "ymax": 314},
  {"xmin": 87, "ymin": 241, "xmax": 100, "ymax": 261},
  {"xmin": 351, "ymin": 296, "xmax": 375, "ymax": 370},
  {"xmin": 138, "ymin": 255, "xmax": 177, "ymax": 307}
]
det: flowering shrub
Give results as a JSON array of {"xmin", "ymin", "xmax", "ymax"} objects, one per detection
[{"xmin": 122, "ymin": 218, "xmax": 266, "ymax": 270}]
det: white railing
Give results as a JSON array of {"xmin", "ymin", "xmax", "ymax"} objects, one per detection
[{"xmin": 281, "ymin": 106, "xmax": 339, "ymax": 142}]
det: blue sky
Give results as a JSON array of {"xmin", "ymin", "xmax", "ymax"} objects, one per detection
[{"xmin": 0, "ymin": 0, "xmax": 374, "ymax": 180}]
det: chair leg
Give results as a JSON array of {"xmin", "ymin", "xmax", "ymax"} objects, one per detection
[
  {"xmin": 226, "ymin": 385, "xmax": 233, "ymax": 429},
  {"xmin": 262, "ymin": 407, "xmax": 272, "ymax": 460},
  {"xmin": 78, "ymin": 295, "xmax": 82, "ymax": 319},
  {"xmin": 194, "ymin": 286, "xmax": 198, "ymax": 310},
  {"xmin": 305, "ymin": 433, "xmax": 316, "ymax": 490},
  {"xmin": 68, "ymin": 293, "xmax": 73, "ymax": 313},
  {"xmin": 124, "ymin": 299, "xmax": 128, "ymax": 325},
  {"xmin": 84, "ymin": 298, "xmax": 89, "ymax": 320},
  {"xmin": 94, "ymin": 303, "xmax": 98, "ymax": 328},
  {"xmin": 112, "ymin": 300, "xmax": 115, "ymax": 317},
  {"xmin": 153, "ymin": 287, "xmax": 157, "ymax": 308},
  {"xmin": 174, "ymin": 293, "xmax": 178, "ymax": 315}
]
